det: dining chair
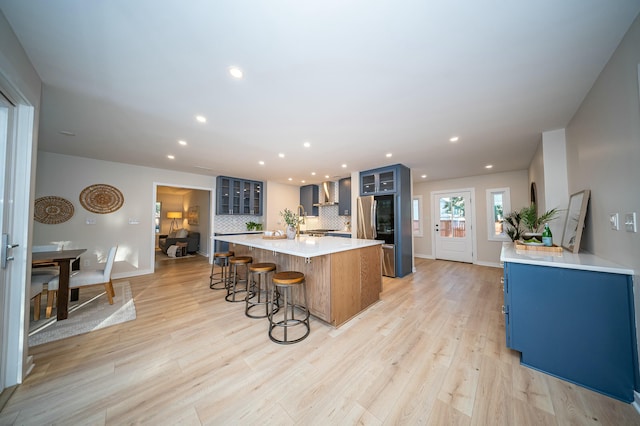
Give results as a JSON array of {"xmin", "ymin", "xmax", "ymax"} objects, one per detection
[
  {"xmin": 32, "ymin": 244, "xmax": 60, "ymax": 275},
  {"xmin": 30, "ymin": 273, "xmax": 58, "ymax": 321},
  {"xmin": 46, "ymin": 246, "xmax": 118, "ymax": 317}
]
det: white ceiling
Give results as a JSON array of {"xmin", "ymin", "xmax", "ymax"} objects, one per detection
[{"xmin": 2, "ymin": 1, "xmax": 639, "ymax": 185}]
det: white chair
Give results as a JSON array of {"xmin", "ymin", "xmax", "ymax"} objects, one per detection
[
  {"xmin": 47, "ymin": 246, "xmax": 118, "ymax": 317},
  {"xmin": 32, "ymin": 244, "xmax": 60, "ymax": 276}
]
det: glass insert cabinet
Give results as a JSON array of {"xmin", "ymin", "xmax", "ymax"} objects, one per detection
[{"xmin": 216, "ymin": 176, "xmax": 263, "ymax": 215}]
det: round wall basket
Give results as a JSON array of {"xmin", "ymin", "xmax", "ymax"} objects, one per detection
[
  {"xmin": 34, "ymin": 196, "xmax": 75, "ymax": 224},
  {"xmin": 79, "ymin": 184, "xmax": 124, "ymax": 214}
]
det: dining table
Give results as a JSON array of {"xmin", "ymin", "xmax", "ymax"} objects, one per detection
[{"xmin": 32, "ymin": 248, "xmax": 86, "ymax": 320}]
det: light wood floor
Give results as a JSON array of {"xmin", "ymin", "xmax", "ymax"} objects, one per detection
[{"xmin": 1, "ymin": 256, "xmax": 638, "ymax": 425}]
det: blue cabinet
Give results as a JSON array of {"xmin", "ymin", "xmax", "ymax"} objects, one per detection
[
  {"xmin": 300, "ymin": 184, "xmax": 319, "ymax": 217},
  {"xmin": 338, "ymin": 178, "xmax": 351, "ymax": 216},
  {"xmin": 503, "ymin": 261, "xmax": 638, "ymax": 402},
  {"xmin": 359, "ymin": 164, "xmax": 412, "ymax": 278},
  {"xmin": 360, "ymin": 168, "xmax": 395, "ymax": 195},
  {"xmin": 216, "ymin": 176, "xmax": 263, "ymax": 215}
]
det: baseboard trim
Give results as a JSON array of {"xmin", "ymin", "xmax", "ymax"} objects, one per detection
[
  {"xmin": 0, "ymin": 385, "xmax": 18, "ymax": 413},
  {"xmin": 414, "ymin": 254, "xmax": 434, "ymax": 259},
  {"xmin": 633, "ymin": 391, "xmax": 640, "ymax": 414},
  {"xmin": 474, "ymin": 260, "xmax": 503, "ymax": 268}
]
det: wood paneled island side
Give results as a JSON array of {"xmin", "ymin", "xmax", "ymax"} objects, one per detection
[{"xmin": 214, "ymin": 234, "xmax": 383, "ymax": 327}]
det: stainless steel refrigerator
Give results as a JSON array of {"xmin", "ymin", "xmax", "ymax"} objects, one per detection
[{"xmin": 357, "ymin": 195, "xmax": 396, "ymax": 277}]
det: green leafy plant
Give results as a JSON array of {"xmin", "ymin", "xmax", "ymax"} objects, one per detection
[
  {"xmin": 503, "ymin": 203, "xmax": 560, "ymax": 241},
  {"xmin": 246, "ymin": 221, "xmax": 263, "ymax": 231},
  {"xmin": 280, "ymin": 208, "xmax": 302, "ymax": 227}
]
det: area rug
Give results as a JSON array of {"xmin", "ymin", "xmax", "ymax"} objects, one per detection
[{"xmin": 28, "ymin": 281, "xmax": 136, "ymax": 346}]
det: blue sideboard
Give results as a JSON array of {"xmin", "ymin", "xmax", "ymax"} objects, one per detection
[{"xmin": 501, "ymin": 244, "xmax": 638, "ymax": 402}]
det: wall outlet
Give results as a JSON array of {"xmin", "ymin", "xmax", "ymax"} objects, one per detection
[
  {"xmin": 610, "ymin": 213, "xmax": 619, "ymax": 230},
  {"xmin": 625, "ymin": 212, "xmax": 637, "ymax": 232},
  {"xmin": 83, "ymin": 259, "xmax": 90, "ymax": 267}
]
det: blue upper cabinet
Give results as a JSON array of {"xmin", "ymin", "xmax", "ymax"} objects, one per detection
[
  {"xmin": 360, "ymin": 167, "xmax": 396, "ymax": 195},
  {"xmin": 216, "ymin": 176, "xmax": 263, "ymax": 215},
  {"xmin": 338, "ymin": 178, "xmax": 351, "ymax": 216},
  {"xmin": 300, "ymin": 184, "xmax": 319, "ymax": 217}
]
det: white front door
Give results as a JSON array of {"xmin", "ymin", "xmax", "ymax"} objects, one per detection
[{"xmin": 433, "ymin": 190, "xmax": 473, "ymax": 263}]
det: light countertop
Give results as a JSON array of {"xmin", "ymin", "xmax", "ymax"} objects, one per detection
[
  {"xmin": 500, "ymin": 242, "xmax": 634, "ymax": 275},
  {"xmin": 214, "ymin": 234, "xmax": 382, "ymax": 258}
]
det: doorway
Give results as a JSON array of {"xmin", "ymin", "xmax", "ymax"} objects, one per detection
[{"xmin": 432, "ymin": 190, "xmax": 474, "ymax": 263}]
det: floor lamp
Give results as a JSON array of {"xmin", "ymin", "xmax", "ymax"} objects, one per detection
[{"xmin": 167, "ymin": 211, "xmax": 183, "ymax": 234}]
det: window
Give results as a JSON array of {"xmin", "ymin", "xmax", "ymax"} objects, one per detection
[
  {"xmin": 486, "ymin": 188, "xmax": 511, "ymax": 241},
  {"xmin": 155, "ymin": 202, "xmax": 161, "ymax": 233},
  {"xmin": 412, "ymin": 195, "xmax": 423, "ymax": 237}
]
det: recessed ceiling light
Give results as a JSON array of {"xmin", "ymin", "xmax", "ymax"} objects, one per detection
[
  {"xmin": 485, "ymin": 164, "xmax": 493, "ymax": 169},
  {"xmin": 325, "ymin": 175, "xmax": 330, "ymax": 179},
  {"xmin": 278, "ymin": 153, "xmax": 285, "ymax": 158},
  {"xmin": 196, "ymin": 115, "xmax": 207, "ymax": 123},
  {"xmin": 421, "ymin": 174, "xmax": 427, "ymax": 178},
  {"xmin": 167, "ymin": 155, "xmax": 175, "ymax": 160},
  {"xmin": 449, "ymin": 136, "xmax": 459, "ymax": 142},
  {"xmin": 341, "ymin": 164, "xmax": 347, "ymax": 168},
  {"xmin": 59, "ymin": 130, "xmax": 76, "ymax": 136},
  {"xmin": 303, "ymin": 141, "xmax": 311, "ymax": 148},
  {"xmin": 386, "ymin": 153, "xmax": 392, "ymax": 158},
  {"xmin": 229, "ymin": 66, "xmax": 243, "ymax": 79},
  {"xmin": 258, "ymin": 161, "xmax": 265, "ymax": 165},
  {"xmin": 178, "ymin": 140, "xmax": 187, "ymax": 146},
  {"xmin": 288, "ymin": 178, "xmax": 293, "ymax": 181},
  {"xmin": 311, "ymin": 172, "xmax": 316, "ymax": 176},
  {"xmin": 301, "ymin": 180, "xmax": 306, "ymax": 183}
]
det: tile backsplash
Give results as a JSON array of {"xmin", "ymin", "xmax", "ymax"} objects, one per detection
[{"xmin": 214, "ymin": 206, "xmax": 351, "ymax": 234}]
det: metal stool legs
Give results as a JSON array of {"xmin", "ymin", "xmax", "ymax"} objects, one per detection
[
  {"xmin": 246, "ymin": 263, "xmax": 279, "ymax": 318},
  {"xmin": 268, "ymin": 272, "xmax": 310, "ymax": 344},
  {"xmin": 226, "ymin": 257, "xmax": 252, "ymax": 302},
  {"xmin": 210, "ymin": 251, "xmax": 233, "ymax": 290}
]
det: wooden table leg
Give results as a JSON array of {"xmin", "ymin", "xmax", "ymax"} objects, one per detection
[{"xmin": 56, "ymin": 260, "xmax": 71, "ymax": 320}]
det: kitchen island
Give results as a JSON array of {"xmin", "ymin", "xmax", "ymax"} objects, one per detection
[{"xmin": 214, "ymin": 234, "xmax": 383, "ymax": 327}]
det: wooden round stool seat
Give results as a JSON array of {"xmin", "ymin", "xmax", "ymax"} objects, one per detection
[
  {"xmin": 226, "ymin": 256, "xmax": 253, "ymax": 302},
  {"xmin": 210, "ymin": 251, "xmax": 235, "ymax": 290},
  {"xmin": 246, "ymin": 263, "xmax": 278, "ymax": 319},
  {"xmin": 272, "ymin": 271, "xmax": 304, "ymax": 285},
  {"xmin": 249, "ymin": 263, "xmax": 276, "ymax": 273},
  {"xmin": 268, "ymin": 271, "xmax": 310, "ymax": 344}
]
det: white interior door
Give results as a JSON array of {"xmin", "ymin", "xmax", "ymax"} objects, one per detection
[
  {"xmin": 0, "ymin": 93, "xmax": 14, "ymax": 393},
  {"xmin": 433, "ymin": 190, "xmax": 473, "ymax": 263}
]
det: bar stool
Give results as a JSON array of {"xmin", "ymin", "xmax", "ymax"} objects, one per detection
[
  {"xmin": 246, "ymin": 263, "xmax": 278, "ymax": 319},
  {"xmin": 210, "ymin": 251, "xmax": 234, "ymax": 290},
  {"xmin": 268, "ymin": 271, "xmax": 310, "ymax": 344},
  {"xmin": 226, "ymin": 256, "xmax": 253, "ymax": 302}
]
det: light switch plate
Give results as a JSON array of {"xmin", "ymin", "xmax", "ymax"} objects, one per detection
[
  {"xmin": 86, "ymin": 218, "xmax": 96, "ymax": 225},
  {"xmin": 610, "ymin": 213, "xmax": 619, "ymax": 230},
  {"xmin": 625, "ymin": 212, "xmax": 637, "ymax": 232}
]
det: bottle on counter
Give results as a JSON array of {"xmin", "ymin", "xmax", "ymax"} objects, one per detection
[{"xmin": 542, "ymin": 223, "xmax": 553, "ymax": 246}]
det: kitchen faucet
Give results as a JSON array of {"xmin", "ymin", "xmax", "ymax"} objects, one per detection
[{"xmin": 296, "ymin": 205, "xmax": 305, "ymax": 237}]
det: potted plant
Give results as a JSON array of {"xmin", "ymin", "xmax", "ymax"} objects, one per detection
[
  {"xmin": 504, "ymin": 203, "xmax": 559, "ymax": 242},
  {"xmin": 280, "ymin": 208, "xmax": 302, "ymax": 239}
]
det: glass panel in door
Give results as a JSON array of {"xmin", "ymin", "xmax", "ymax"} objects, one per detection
[
  {"xmin": 242, "ymin": 181, "xmax": 251, "ymax": 214},
  {"xmin": 232, "ymin": 180, "xmax": 241, "ymax": 214},
  {"xmin": 378, "ymin": 170, "xmax": 395, "ymax": 192},
  {"xmin": 439, "ymin": 196, "xmax": 466, "ymax": 238}
]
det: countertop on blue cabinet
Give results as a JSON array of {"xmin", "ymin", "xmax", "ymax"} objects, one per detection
[{"xmin": 500, "ymin": 242, "xmax": 634, "ymax": 275}]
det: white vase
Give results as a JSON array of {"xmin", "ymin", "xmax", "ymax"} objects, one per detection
[{"xmin": 286, "ymin": 225, "xmax": 296, "ymax": 239}]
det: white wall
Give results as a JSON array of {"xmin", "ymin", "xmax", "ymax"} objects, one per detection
[
  {"xmin": 35, "ymin": 152, "xmax": 214, "ymax": 277},
  {"xmin": 541, "ymin": 129, "xmax": 569, "ymax": 238},
  {"xmin": 264, "ymin": 181, "xmax": 299, "ymax": 231},
  {"xmin": 564, "ymin": 13, "xmax": 640, "ymax": 389},
  {"xmin": 413, "ymin": 169, "xmax": 529, "ymax": 266}
]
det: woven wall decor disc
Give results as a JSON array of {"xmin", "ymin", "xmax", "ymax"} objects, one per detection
[
  {"xmin": 79, "ymin": 184, "xmax": 124, "ymax": 214},
  {"xmin": 34, "ymin": 196, "xmax": 75, "ymax": 224}
]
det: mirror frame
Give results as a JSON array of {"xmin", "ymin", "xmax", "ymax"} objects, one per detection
[{"xmin": 561, "ymin": 189, "xmax": 590, "ymax": 253}]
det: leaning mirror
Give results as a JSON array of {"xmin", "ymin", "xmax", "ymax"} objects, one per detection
[{"xmin": 561, "ymin": 190, "xmax": 590, "ymax": 253}]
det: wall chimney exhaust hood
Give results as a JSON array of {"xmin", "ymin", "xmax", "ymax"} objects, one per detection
[{"xmin": 313, "ymin": 181, "xmax": 337, "ymax": 206}]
